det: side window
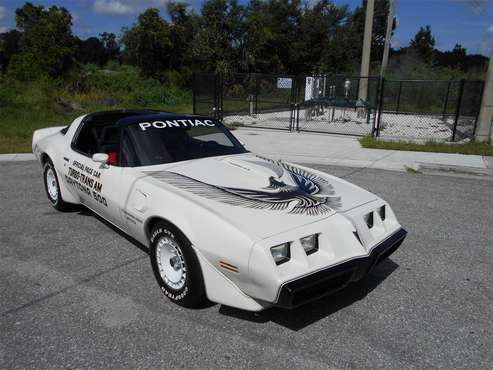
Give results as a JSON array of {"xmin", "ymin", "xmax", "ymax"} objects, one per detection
[
  {"xmin": 121, "ymin": 131, "xmax": 139, "ymax": 167},
  {"xmin": 72, "ymin": 123, "xmax": 98, "ymax": 156}
]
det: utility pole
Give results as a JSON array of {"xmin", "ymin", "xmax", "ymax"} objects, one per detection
[
  {"xmin": 475, "ymin": 48, "xmax": 493, "ymax": 143},
  {"xmin": 358, "ymin": 0, "xmax": 375, "ymax": 102},
  {"xmin": 380, "ymin": 0, "xmax": 396, "ymax": 77}
]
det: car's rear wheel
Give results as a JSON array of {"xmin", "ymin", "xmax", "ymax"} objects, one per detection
[
  {"xmin": 43, "ymin": 159, "xmax": 71, "ymax": 211},
  {"xmin": 149, "ymin": 222, "xmax": 206, "ymax": 307}
]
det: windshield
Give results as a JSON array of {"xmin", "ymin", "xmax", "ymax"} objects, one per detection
[{"xmin": 125, "ymin": 119, "xmax": 248, "ymax": 166}]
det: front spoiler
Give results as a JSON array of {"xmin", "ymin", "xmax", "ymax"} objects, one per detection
[{"xmin": 275, "ymin": 228, "xmax": 407, "ymax": 309}]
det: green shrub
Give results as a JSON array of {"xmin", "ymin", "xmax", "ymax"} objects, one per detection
[{"xmin": 7, "ymin": 53, "xmax": 47, "ymax": 81}]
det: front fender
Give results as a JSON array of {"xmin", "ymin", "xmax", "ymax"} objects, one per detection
[
  {"xmin": 132, "ymin": 179, "xmax": 259, "ymax": 299},
  {"xmin": 194, "ymin": 247, "xmax": 265, "ymax": 311}
]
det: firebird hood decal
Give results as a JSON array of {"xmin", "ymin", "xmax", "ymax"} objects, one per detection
[{"xmin": 143, "ymin": 156, "xmax": 341, "ymax": 216}]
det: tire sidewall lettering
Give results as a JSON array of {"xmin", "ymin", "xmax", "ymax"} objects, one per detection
[
  {"xmin": 151, "ymin": 227, "xmax": 187, "ymax": 302},
  {"xmin": 161, "ymin": 285, "xmax": 188, "ymax": 301}
]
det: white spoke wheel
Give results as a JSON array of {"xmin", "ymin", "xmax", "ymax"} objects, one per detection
[
  {"xmin": 149, "ymin": 223, "xmax": 206, "ymax": 308},
  {"xmin": 45, "ymin": 168, "xmax": 59, "ymax": 202},
  {"xmin": 156, "ymin": 236, "xmax": 187, "ymax": 290},
  {"xmin": 43, "ymin": 159, "xmax": 70, "ymax": 211}
]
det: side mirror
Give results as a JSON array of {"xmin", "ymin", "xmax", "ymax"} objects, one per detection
[{"xmin": 92, "ymin": 153, "xmax": 109, "ymax": 164}]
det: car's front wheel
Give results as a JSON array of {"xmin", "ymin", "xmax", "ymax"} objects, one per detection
[
  {"xmin": 43, "ymin": 159, "xmax": 71, "ymax": 211},
  {"xmin": 149, "ymin": 222, "xmax": 206, "ymax": 308}
]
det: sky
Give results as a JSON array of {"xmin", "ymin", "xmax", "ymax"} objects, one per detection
[{"xmin": 0, "ymin": 0, "xmax": 492, "ymax": 56}]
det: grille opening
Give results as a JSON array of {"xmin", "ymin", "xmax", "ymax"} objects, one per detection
[
  {"xmin": 291, "ymin": 272, "xmax": 353, "ymax": 306},
  {"xmin": 364, "ymin": 212, "xmax": 374, "ymax": 229}
]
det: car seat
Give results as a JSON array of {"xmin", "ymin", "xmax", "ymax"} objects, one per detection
[{"xmin": 98, "ymin": 126, "xmax": 121, "ymax": 166}]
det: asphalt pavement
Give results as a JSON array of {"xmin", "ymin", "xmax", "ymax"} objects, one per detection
[{"xmin": 0, "ymin": 161, "xmax": 492, "ymax": 369}]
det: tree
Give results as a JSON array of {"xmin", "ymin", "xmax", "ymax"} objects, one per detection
[
  {"xmin": 194, "ymin": 0, "xmax": 245, "ymax": 75},
  {"xmin": 409, "ymin": 25, "xmax": 435, "ymax": 63},
  {"xmin": 167, "ymin": 2, "xmax": 199, "ymax": 70},
  {"xmin": 0, "ymin": 30, "xmax": 21, "ymax": 72},
  {"xmin": 296, "ymin": 0, "xmax": 349, "ymax": 74},
  {"xmin": 243, "ymin": 0, "xmax": 310, "ymax": 74},
  {"xmin": 99, "ymin": 32, "xmax": 120, "ymax": 61},
  {"xmin": 121, "ymin": 8, "xmax": 173, "ymax": 79},
  {"xmin": 15, "ymin": 2, "xmax": 77, "ymax": 77},
  {"xmin": 76, "ymin": 37, "xmax": 107, "ymax": 65}
]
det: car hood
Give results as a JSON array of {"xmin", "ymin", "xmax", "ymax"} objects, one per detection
[{"xmin": 139, "ymin": 153, "xmax": 378, "ymax": 239}]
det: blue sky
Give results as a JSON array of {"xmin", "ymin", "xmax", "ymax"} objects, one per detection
[{"xmin": 0, "ymin": 0, "xmax": 492, "ymax": 55}]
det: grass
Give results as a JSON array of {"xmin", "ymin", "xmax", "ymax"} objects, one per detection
[
  {"xmin": 359, "ymin": 136, "xmax": 493, "ymax": 156},
  {"xmin": 0, "ymin": 68, "xmax": 193, "ymax": 153}
]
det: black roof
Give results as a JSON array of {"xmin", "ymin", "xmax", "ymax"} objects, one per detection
[
  {"xmin": 116, "ymin": 112, "xmax": 212, "ymax": 127},
  {"xmin": 80, "ymin": 109, "xmax": 213, "ymax": 128}
]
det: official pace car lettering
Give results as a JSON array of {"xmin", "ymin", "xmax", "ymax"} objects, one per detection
[
  {"xmin": 139, "ymin": 119, "xmax": 215, "ymax": 131},
  {"xmin": 143, "ymin": 156, "xmax": 342, "ymax": 216},
  {"xmin": 64, "ymin": 160, "xmax": 107, "ymax": 207}
]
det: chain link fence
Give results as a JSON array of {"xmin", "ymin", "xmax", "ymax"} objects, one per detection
[
  {"xmin": 193, "ymin": 72, "xmax": 484, "ymax": 142},
  {"xmin": 375, "ymin": 79, "xmax": 484, "ymax": 142}
]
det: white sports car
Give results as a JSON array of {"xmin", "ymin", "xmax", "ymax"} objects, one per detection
[{"xmin": 32, "ymin": 109, "xmax": 407, "ymax": 311}]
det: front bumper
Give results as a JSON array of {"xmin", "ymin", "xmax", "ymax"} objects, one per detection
[{"xmin": 275, "ymin": 228, "xmax": 407, "ymax": 308}]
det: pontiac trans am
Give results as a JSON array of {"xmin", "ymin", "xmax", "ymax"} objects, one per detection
[{"xmin": 32, "ymin": 109, "xmax": 407, "ymax": 311}]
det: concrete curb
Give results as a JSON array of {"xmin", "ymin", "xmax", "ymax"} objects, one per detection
[
  {"xmin": 417, "ymin": 162, "xmax": 493, "ymax": 176},
  {"xmin": 0, "ymin": 153, "xmax": 36, "ymax": 162}
]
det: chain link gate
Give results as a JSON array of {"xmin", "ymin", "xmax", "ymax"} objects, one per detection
[
  {"xmin": 192, "ymin": 73, "xmax": 222, "ymax": 119},
  {"xmin": 292, "ymin": 75, "xmax": 379, "ymax": 136},
  {"xmin": 220, "ymin": 73, "xmax": 297, "ymax": 131}
]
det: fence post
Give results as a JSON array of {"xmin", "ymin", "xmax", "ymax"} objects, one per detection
[
  {"xmin": 213, "ymin": 74, "xmax": 218, "ymax": 120},
  {"xmin": 396, "ymin": 81, "xmax": 402, "ymax": 113},
  {"xmin": 374, "ymin": 77, "xmax": 385, "ymax": 137},
  {"xmin": 296, "ymin": 103, "xmax": 301, "ymax": 132},
  {"xmin": 452, "ymin": 79, "xmax": 465, "ymax": 142},
  {"xmin": 472, "ymin": 81, "xmax": 485, "ymax": 138},
  {"xmin": 192, "ymin": 73, "xmax": 196, "ymax": 115},
  {"xmin": 214, "ymin": 74, "xmax": 223, "ymax": 121},
  {"xmin": 290, "ymin": 76, "xmax": 300, "ymax": 132},
  {"xmin": 254, "ymin": 74, "xmax": 259, "ymax": 116},
  {"xmin": 442, "ymin": 81, "xmax": 451, "ymax": 117}
]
